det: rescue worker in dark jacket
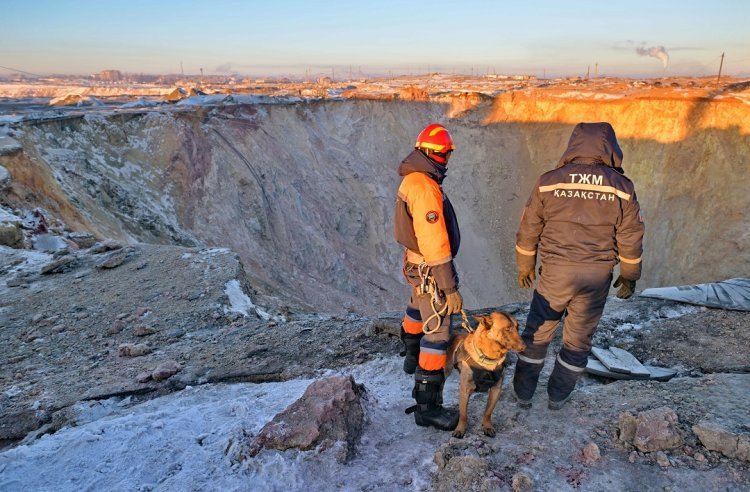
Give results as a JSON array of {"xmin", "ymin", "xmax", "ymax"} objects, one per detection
[
  {"xmin": 512, "ymin": 122, "xmax": 644, "ymax": 410},
  {"xmin": 394, "ymin": 123, "xmax": 462, "ymax": 431}
]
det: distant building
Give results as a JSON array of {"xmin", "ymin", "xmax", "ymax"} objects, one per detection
[{"xmin": 98, "ymin": 70, "xmax": 123, "ymax": 82}]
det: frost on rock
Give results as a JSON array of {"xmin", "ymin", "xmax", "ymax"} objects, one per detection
[
  {"xmin": 240, "ymin": 375, "xmax": 367, "ymax": 462},
  {"xmin": 223, "ymin": 279, "xmax": 280, "ymax": 321}
]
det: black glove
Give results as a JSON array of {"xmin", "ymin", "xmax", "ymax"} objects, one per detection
[
  {"xmin": 517, "ymin": 269, "xmax": 536, "ymax": 289},
  {"xmin": 613, "ymin": 276, "xmax": 636, "ymax": 299},
  {"xmin": 444, "ymin": 291, "xmax": 463, "ymax": 315}
]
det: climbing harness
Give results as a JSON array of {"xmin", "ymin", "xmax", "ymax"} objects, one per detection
[{"xmin": 414, "ymin": 261, "xmax": 473, "ymax": 335}]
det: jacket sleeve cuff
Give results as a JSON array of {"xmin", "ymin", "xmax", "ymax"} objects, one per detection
[
  {"xmin": 516, "ymin": 250, "xmax": 537, "ymax": 273},
  {"xmin": 431, "ymin": 261, "xmax": 458, "ymax": 293},
  {"xmin": 619, "ymin": 260, "xmax": 641, "ymax": 281}
]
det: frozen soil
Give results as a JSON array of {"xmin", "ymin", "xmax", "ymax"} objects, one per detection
[
  {"xmin": 0, "ymin": 359, "xmax": 747, "ymax": 491},
  {"xmin": 0, "ymin": 242, "xmax": 402, "ymax": 446},
  {"xmin": 1, "ymin": 241, "xmax": 748, "ymax": 490},
  {"xmin": 623, "ymin": 307, "xmax": 750, "ymax": 374}
]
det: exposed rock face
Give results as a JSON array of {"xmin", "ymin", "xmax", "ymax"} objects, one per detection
[
  {"xmin": 693, "ymin": 421, "xmax": 750, "ymax": 462},
  {"xmin": 245, "ymin": 375, "xmax": 366, "ymax": 461},
  {"xmin": 3, "ymin": 99, "xmax": 747, "ymax": 313},
  {"xmin": 619, "ymin": 407, "xmax": 683, "ymax": 452}
]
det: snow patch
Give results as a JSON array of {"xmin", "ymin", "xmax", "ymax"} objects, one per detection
[
  {"xmin": 223, "ymin": 279, "xmax": 272, "ymax": 321},
  {"xmin": 0, "ymin": 357, "xmax": 446, "ymax": 491}
]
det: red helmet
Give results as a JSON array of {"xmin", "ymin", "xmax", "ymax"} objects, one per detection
[{"xmin": 415, "ymin": 123, "xmax": 455, "ymax": 163}]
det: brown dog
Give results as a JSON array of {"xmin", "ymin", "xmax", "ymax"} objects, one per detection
[{"xmin": 445, "ymin": 312, "xmax": 526, "ymax": 438}]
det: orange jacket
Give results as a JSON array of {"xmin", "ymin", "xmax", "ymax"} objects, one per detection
[{"xmin": 394, "ymin": 150, "xmax": 460, "ymax": 292}]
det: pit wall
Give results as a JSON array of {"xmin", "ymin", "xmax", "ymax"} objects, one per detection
[{"xmin": 1, "ymin": 95, "xmax": 748, "ymax": 313}]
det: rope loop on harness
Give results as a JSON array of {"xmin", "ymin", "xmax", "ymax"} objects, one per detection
[{"xmin": 416, "ymin": 262, "xmax": 473, "ymax": 335}]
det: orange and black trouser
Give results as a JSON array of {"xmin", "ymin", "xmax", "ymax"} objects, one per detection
[{"xmin": 403, "ymin": 263, "xmax": 451, "ymax": 371}]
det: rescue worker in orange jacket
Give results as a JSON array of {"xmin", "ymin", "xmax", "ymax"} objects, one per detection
[
  {"xmin": 512, "ymin": 122, "xmax": 644, "ymax": 410},
  {"xmin": 394, "ymin": 123, "xmax": 462, "ymax": 431}
]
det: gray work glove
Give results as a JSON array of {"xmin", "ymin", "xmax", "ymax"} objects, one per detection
[
  {"xmin": 613, "ymin": 276, "xmax": 636, "ymax": 299},
  {"xmin": 517, "ymin": 269, "xmax": 536, "ymax": 289},
  {"xmin": 444, "ymin": 291, "xmax": 463, "ymax": 315}
]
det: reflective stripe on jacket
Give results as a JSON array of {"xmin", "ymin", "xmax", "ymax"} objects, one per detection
[{"xmin": 516, "ymin": 123, "xmax": 644, "ymax": 280}]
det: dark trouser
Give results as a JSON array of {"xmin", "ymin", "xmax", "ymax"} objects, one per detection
[{"xmin": 513, "ymin": 263, "xmax": 612, "ymax": 402}]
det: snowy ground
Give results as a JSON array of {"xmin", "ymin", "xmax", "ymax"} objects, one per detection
[{"xmin": 0, "ymin": 356, "xmax": 453, "ymax": 491}]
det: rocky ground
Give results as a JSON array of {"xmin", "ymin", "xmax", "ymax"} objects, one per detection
[
  {"xmin": 0, "ymin": 239, "xmax": 405, "ymax": 447},
  {"xmin": 1, "ymin": 219, "xmax": 748, "ymax": 490}
]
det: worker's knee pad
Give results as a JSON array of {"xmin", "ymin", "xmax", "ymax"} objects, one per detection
[{"xmin": 522, "ymin": 291, "xmax": 564, "ymax": 345}]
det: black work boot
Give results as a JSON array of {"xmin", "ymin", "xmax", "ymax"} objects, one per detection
[
  {"xmin": 547, "ymin": 349, "xmax": 587, "ymax": 410},
  {"xmin": 511, "ymin": 344, "xmax": 549, "ymax": 408},
  {"xmin": 400, "ymin": 328, "xmax": 422, "ymax": 375},
  {"xmin": 406, "ymin": 368, "xmax": 458, "ymax": 431}
]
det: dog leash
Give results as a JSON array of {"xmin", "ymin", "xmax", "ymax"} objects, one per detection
[{"xmin": 414, "ymin": 260, "xmax": 474, "ymax": 335}]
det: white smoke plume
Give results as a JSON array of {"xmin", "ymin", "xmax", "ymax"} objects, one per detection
[{"xmin": 636, "ymin": 46, "xmax": 669, "ymax": 69}]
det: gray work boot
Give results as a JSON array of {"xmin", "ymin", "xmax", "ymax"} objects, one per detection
[{"xmin": 405, "ymin": 368, "xmax": 458, "ymax": 431}]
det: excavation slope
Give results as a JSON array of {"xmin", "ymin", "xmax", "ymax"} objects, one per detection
[{"xmin": 2, "ymin": 95, "xmax": 749, "ymax": 312}]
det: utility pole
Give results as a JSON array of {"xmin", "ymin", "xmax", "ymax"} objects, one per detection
[
  {"xmin": 717, "ymin": 52, "xmax": 725, "ymax": 83},
  {"xmin": 595, "ymin": 63, "xmax": 598, "ymax": 78},
  {"xmin": 586, "ymin": 65, "xmax": 590, "ymax": 79},
  {"xmin": 180, "ymin": 60, "xmax": 184, "ymax": 76}
]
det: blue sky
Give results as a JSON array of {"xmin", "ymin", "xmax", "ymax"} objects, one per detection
[{"xmin": 2, "ymin": 0, "xmax": 748, "ymax": 77}]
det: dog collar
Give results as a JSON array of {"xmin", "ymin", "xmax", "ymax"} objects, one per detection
[{"xmin": 471, "ymin": 338, "xmax": 505, "ymax": 370}]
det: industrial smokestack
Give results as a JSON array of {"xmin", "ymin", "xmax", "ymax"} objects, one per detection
[{"xmin": 636, "ymin": 46, "xmax": 669, "ymax": 70}]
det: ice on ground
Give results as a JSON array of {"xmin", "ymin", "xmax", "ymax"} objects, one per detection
[
  {"xmin": 0, "ymin": 206, "xmax": 22, "ymax": 223},
  {"xmin": 223, "ymin": 279, "xmax": 284, "ymax": 322},
  {"xmin": 0, "ymin": 357, "xmax": 448, "ymax": 491}
]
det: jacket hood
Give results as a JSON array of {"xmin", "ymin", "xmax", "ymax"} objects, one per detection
[
  {"xmin": 557, "ymin": 122, "xmax": 624, "ymax": 172},
  {"xmin": 398, "ymin": 149, "xmax": 448, "ymax": 184}
]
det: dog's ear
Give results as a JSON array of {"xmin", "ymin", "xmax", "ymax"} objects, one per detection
[{"xmin": 473, "ymin": 315, "xmax": 489, "ymax": 332}]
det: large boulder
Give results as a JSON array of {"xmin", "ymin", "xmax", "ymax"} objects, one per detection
[
  {"xmin": 245, "ymin": 375, "xmax": 367, "ymax": 461},
  {"xmin": 619, "ymin": 407, "xmax": 683, "ymax": 452}
]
